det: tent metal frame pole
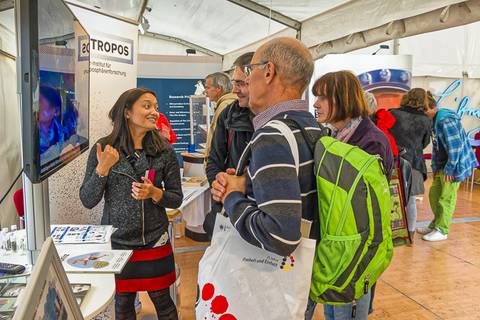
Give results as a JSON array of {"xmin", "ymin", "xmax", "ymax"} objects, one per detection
[
  {"xmin": 144, "ymin": 31, "xmax": 222, "ymax": 58},
  {"xmin": 393, "ymin": 38, "xmax": 400, "ymax": 54},
  {"xmin": 136, "ymin": 0, "xmax": 148, "ymax": 22},
  {"xmin": 0, "ymin": 0, "xmax": 13, "ymax": 12},
  {"xmin": 226, "ymin": 0, "xmax": 301, "ymax": 31},
  {"xmin": 65, "ymin": 0, "xmax": 139, "ymax": 26},
  {"xmin": 0, "ymin": 48, "xmax": 15, "ymax": 60},
  {"xmin": 39, "ymin": 32, "xmax": 75, "ymax": 45}
]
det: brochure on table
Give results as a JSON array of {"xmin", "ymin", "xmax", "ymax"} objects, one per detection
[
  {"xmin": 57, "ymin": 248, "xmax": 131, "ymax": 274},
  {"xmin": 50, "ymin": 225, "xmax": 115, "ymax": 244}
]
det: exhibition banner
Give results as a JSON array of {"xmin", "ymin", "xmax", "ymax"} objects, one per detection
[
  {"xmin": 311, "ymin": 54, "xmax": 413, "ymax": 111},
  {"xmin": 414, "ymin": 77, "xmax": 480, "ymax": 146},
  {"xmin": 49, "ymin": 5, "xmax": 138, "ymax": 225}
]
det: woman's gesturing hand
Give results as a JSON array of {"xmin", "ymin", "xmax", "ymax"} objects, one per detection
[{"xmin": 95, "ymin": 143, "xmax": 120, "ymax": 176}]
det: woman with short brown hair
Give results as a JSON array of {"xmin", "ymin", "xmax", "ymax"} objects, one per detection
[
  {"xmin": 306, "ymin": 70, "xmax": 394, "ymax": 320},
  {"xmin": 389, "ymin": 88, "xmax": 432, "ymax": 239}
]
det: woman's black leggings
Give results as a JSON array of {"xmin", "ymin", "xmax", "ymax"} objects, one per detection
[{"xmin": 115, "ymin": 288, "xmax": 178, "ymax": 320}]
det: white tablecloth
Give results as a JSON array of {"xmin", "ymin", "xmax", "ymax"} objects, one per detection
[{"xmin": 173, "ymin": 184, "xmax": 211, "ymax": 228}]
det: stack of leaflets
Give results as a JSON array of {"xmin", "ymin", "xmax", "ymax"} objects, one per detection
[
  {"xmin": 50, "ymin": 225, "xmax": 116, "ymax": 244},
  {"xmin": 57, "ymin": 249, "xmax": 132, "ymax": 274},
  {"xmin": 181, "ymin": 176, "xmax": 207, "ymax": 187}
]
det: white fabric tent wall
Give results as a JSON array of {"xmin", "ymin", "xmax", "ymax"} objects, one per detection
[
  {"xmin": 139, "ymin": 35, "xmax": 209, "ymax": 57},
  {"xmin": 345, "ymin": 21, "xmax": 480, "ymax": 79},
  {"xmin": 0, "ymin": 8, "xmax": 20, "ymax": 228},
  {"xmin": 221, "ymin": 0, "xmax": 480, "ymax": 68},
  {"xmin": 0, "ymin": 53, "xmax": 21, "ymax": 228},
  {"xmin": 399, "ymin": 21, "xmax": 480, "ymax": 78}
]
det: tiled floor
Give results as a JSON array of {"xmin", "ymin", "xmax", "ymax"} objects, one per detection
[{"xmin": 137, "ymin": 177, "xmax": 480, "ymax": 320}]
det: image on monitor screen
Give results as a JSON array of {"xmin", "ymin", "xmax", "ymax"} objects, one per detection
[{"xmin": 19, "ymin": 0, "xmax": 90, "ymax": 183}]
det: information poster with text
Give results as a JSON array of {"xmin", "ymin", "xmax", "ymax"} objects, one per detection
[{"xmin": 137, "ymin": 78, "xmax": 202, "ymax": 162}]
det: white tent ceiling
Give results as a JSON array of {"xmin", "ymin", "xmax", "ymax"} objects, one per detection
[
  {"xmin": 3, "ymin": 0, "xmax": 480, "ymax": 66},
  {"xmin": 70, "ymin": 0, "xmax": 348, "ymax": 55},
  {"xmin": 66, "ymin": 0, "xmax": 480, "ymax": 63}
]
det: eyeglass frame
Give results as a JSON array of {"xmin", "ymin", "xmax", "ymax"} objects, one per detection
[
  {"xmin": 231, "ymin": 79, "xmax": 247, "ymax": 87},
  {"xmin": 243, "ymin": 61, "xmax": 268, "ymax": 77}
]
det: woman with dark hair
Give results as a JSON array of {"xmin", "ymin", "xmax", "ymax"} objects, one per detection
[
  {"xmin": 389, "ymin": 88, "xmax": 432, "ymax": 240},
  {"xmin": 305, "ymin": 71, "xmax": 394, "ymax": 320},
  {"xmin": 79, "ymin": 88, "xmax": 183, "ymax": 319}
]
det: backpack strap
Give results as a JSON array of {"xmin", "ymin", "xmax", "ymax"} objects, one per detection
[{"xmin": 278, "ymin": 118, "xmax": 330, "ymax": 155}]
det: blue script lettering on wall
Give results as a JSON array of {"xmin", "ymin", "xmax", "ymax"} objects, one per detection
[
  {"xmin": 436, "ymin": 79, "xmax": 480, "ymax": 119},
  {"xmin": 435, "ymin": 79, "xmax": 480, "ymax": 146}
]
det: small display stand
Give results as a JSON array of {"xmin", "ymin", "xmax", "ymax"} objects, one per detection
[
  {"xmin": 189, "ymin": 95, "xmax": 210, "ymax": 152},
  {"xmin": 13, "ymin": 237, "xmax": 84, "ymax": 320}
]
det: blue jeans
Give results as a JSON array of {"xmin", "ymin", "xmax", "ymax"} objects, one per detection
[{"xmin": 304, "ymin": 291, "xmax": 371, "ymax": 320}]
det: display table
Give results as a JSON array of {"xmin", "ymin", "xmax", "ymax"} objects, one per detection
[
  {"xmin": 0, "ymin": 242, "xmax": 115, "ymax": 320},
  {"xmin": 168, "ymin": 184, "xmax": 211, "ymax": 242}
]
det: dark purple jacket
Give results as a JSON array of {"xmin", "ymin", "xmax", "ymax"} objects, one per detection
[{"xmin": 348, "ymin": 117, "xmax": 394, "ymax": 180}]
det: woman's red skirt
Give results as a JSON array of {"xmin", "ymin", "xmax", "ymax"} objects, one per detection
[{"xmin": 115, "ymin": 242, "xmax": 176, "ymax": 292}]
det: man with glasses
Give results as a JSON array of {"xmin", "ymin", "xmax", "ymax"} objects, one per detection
[
  {"xmin": 212, "ymin": 37, "xmax": 322, "ymax": 257},
  {"xmin": 204, "ymin": 72, "xmax": 236, "ymax": 159},
  {"xmin": 203, "ymin": 52, "xmax": 255, "ymax": 239}
]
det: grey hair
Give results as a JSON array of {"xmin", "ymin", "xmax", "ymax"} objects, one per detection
[
  {"xmin": 205, "ymin": 72, "xmax": 232, "ymax": 93},
  {"xmin": 259, "ymin": 39, "xmax": 313, "ymax": 92},
  {"xmin": 364, "ymin": 91, "xmax": 378, "ymax": 114},
  {"xmin": 232, "ymin": 52, "xmax": 254, "ymax": 69}
]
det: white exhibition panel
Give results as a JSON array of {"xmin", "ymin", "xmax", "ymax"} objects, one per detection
[{"xmin": 48, "ymin": 4, "xmax": 138, "ymax": 225}]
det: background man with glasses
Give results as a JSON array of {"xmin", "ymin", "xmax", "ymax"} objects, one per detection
[{"xmin": 203, "ymin": 52, "xmax": 255, "ymax": 239}]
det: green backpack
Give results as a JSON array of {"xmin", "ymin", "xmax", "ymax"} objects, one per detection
[{"xmin": 310, "ymin": 136, "xmax": 393, "ymax": 304}]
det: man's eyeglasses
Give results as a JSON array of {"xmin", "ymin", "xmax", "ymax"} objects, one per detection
[
  {"xmin": 231, "ymin": 79, "xmax": 246, "ymax": 87},
  {"xmin": 244, "ymin": 61, "xmax": 268, "ymax": 77}
]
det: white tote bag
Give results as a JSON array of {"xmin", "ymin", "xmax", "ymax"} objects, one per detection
[{"xmin": 196, "ymin": 120, "xmax": 316, "ymax": 320}]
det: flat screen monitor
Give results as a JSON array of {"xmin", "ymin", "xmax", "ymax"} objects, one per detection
[{"xmin": 18, "ymin": 0, "xmax": 90, "ymax": 183}]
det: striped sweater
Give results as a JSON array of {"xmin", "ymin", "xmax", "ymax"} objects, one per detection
[{"xmin": 224, "ymin": 109, "xmax": 322, "ymax": 256}]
